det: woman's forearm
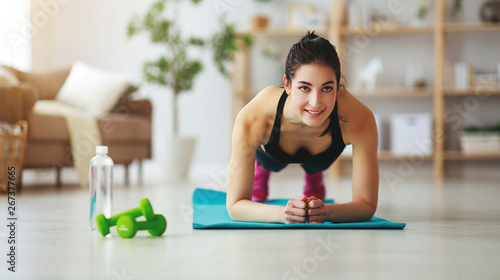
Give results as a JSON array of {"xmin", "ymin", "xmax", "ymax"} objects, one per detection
[
  {"xmin": 228, "ymin": 200, "xmax": 375, "ymax": 223},
  {"xmin": 325, "ymin": 201, "xmax": 376, "ymax": 223},
  {"xmin": 227, "ymin": 199, "xmax": 285, "ymax": 223}
]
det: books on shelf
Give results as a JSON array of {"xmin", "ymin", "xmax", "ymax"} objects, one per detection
[
  {"xmin": 449, "ymin": 62, "xmax": 500, "ymax": 91},
  {"xmin": 473, "ymin": 74, "xmax": 499, "ymax": 90},
  {"xmin": 347, "ymin": 3, "xmax": 371, "ymax": 28},
  {"xmin": 452, "ymin": 62, "xmax": 473, "ymax": 90}
]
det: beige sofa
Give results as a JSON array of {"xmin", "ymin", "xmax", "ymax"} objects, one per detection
[{"xmin": 0, "ymin": 65, "xmax": 152, "ymax": 188}]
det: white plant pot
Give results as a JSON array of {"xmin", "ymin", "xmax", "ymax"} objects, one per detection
[{"xmin": 164, "ymin": 137, "xmax": 196, "ymax": 180}]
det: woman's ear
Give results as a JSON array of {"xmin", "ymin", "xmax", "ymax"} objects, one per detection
[{"xmin": 283, "ymin": 75, "xmax": 291, "ymax": 95}]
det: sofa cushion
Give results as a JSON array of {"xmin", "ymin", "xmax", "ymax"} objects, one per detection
[
  {"xmin": 0, "ymin": 86, "xmax": 23, "ymax": 123},
  {"xmin": 18, "ymin": 67, "xmax": 70, "ymax": 100},
  {"xmin": 27, "ymin": 112, "xmax": 70, "ymax": 142},
  {"xmin": 97, "ymin": 114, "xmax": 151, "ymax": 143},
  {"xmin": 56, "ymin": 61, "xmax": 130, "ymax": 114},
  {"xmin": 0, "ymin": 66, "xmax": 20, "ymax": 86},
  {"xmin": 27, "ymin": 111, "xmax": 151, "ymax": 143},
  {"xmin": 0, "ymin": 83, "xmax": 39, "ymax": 123},
  {"xmin": 21, "ymin": 82, "xmax": 40, "ymax": 118}
]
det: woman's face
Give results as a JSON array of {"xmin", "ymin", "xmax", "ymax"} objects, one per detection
[{"xmin": 284, "ymin": 64, "xmax": 338, "ymax": 128}]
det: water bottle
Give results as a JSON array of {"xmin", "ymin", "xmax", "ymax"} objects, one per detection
[{"xmin": 89, "ymin": 146, "xmax": 113, "ymax": 231}]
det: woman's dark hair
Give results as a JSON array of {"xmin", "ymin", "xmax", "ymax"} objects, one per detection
[
  {"xmin": 285, "ymin": 31, "xmax": 342, "ymax": 85},
  {"xmin": 285, "ymin": 31, "xmax": 345, "ymax": 136}
]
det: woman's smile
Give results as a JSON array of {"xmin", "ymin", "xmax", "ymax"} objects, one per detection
[{"xmin": 305, "ymin": 109, "xmax": 325, "ymax": 117}]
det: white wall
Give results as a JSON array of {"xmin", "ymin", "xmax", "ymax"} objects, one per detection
[
  {"xmin": 25, "ymin": 0, "xmax": 330, "ymax": 178},
  {"xmin": 25, "ymin": 0, "xmax": 500, "ymax": 179},
  {"xmin": 29, "ymin": 0, "xmax": 254, "ymax": 177},
  {"xmin": 0, "ymin": 0, "xmax": 31, "ymax": 70}
]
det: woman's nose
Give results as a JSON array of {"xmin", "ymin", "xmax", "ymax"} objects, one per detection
[{"xmin": 309, "ymin": 91, "xmax": 321, "ymax": 107}]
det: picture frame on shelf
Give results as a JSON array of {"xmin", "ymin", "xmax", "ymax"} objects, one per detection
[
  {"xmin": 287, "ymin": 3, "xmax": 315, "ymax": 31},
  {"xmin": 304, "ymin": 10, "xmax": 328, "ymax": 32}
]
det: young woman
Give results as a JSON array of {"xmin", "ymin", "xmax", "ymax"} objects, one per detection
[{"xmin": 226, "ymin": 31, "xmax": 379, "ymax": 224}]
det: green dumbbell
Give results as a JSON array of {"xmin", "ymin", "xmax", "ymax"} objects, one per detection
[
  {"xmin": 116, "ymin": 214, "xmax": 167, "ymax": 238},
  {"xmin": 96, "ymin": 198, "xmax": 154, "ymax": 237}
]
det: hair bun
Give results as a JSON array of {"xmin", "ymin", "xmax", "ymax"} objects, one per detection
[{"xmin": 302, "ymin": 31, "xmax": 319, "ymax": 41}]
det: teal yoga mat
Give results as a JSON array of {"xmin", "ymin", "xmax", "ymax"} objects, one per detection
[{"xmin": 192, "ymin": 188, "xmax": 406, "ymax": 229}]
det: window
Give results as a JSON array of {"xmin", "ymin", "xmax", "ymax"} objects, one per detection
[{"xmin": 0, "ymin": 0, "xmax": 31, "ymax": 70}]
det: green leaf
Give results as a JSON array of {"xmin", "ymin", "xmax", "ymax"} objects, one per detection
[
  {"xmin": 189, "ymin": 37, "xmax": 205, "ymax": 47},
  {"xmin": 210, "ymin": 18, "xmax": 253, "ymax": 77},
  {"xmin": 127, "ymin": 0, "xmax": 252, "ymax": 93},
  {"xmin": 152, "ymin": 0, "xmax": 166, "ymax": 12},
  {"xmin": 174, "ymin": 60, "xmax": 203, "ymax": 94},
  {"xmin": 150, "ymin": 19, "xmax": 172, "ymax": 43},
  {"xmin": 126, "ymin": 15, "xmax": 141, "ymax": 38},
  {"xmin": 142, "ymin": 56, "xmax": 173, "ymax": 86}
]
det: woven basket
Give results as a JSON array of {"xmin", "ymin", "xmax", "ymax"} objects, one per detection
[
  {"xmin": 460, "ymin": 132, "xmax": 500, "ymax": 154},
  {"xmin": 0, "ymin": 121, "xmax": 28, "ymax": 193}
]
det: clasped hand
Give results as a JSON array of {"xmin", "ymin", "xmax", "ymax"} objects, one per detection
[{"xmin": 282, "ymin": 196, "xmax": 327, "ymax": 224}]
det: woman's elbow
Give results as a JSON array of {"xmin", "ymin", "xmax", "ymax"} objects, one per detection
[
  {"xmin": 226, "ymin": 204, "xmax": 236, "ymax": 220},
  {"xmin": 354, "ymin": 200, "xmax": 376, "ymax": 221},
  {"xmin": 363, "ymin": 204, "xmax": 377, "ymax": 221},
  {"xmin": 226, "ymin": 201, "xmax": 243, "ymax": 221}
]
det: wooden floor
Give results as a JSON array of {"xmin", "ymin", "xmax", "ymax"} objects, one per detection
[{"xmin": 1, "ymin": 165, "xmax": 499, "ymax": 280}]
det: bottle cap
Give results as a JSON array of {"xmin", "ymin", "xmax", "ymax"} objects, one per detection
[{"xmin": 96, "ymin": 146, "xmax": 108, "ymax": 154}]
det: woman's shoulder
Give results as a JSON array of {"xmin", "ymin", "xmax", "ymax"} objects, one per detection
[
  {"xmin": 253, "ymin": 86, "xmax": 285, "ymax": 105},
  {"xmin": 337, "ymin": 88, "xmax": 377, "ymax": 145},
  {"xmin": 233, "ymin": 86, "xmax": 283, "ymax": 143},
  {"xmin": 338, "ymin": 88, "xmax": 373, "ymax": 118},
  {"xmin": 239, "ymin": 86, "xmax": 284, "ymax": 117}
]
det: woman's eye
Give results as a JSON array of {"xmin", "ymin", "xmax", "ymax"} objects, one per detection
[
  {"xmin": 323, "ymin": 86, "xmax": 333, "ymax": 92},
  {"xmin": 299, "ymin": 86, "xmax": 309, "ymax": 92}
]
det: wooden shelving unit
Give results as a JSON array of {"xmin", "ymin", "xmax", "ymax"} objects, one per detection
[
  {"xmin": 341, "ymin": 25, "xmax": 434, "ymax": 36},
  {"xmin": 350, "ymin": 87, "xmax": 434, "ymax": 97},
  {"xmin": 341, "ymin": 150, "xmax": 434, "ymax": 161},
  {"xmin": 445, "ymin": 22, "xmax": 500, "ymax": 33},
  {"xmin": 231, "ymin": 0, "xmax": 500, "ymax": 181},
  {"xmin": 246, "ymin": 28, "xmax": 329, "ymax": 37},
  {"xmin": 444, "ymin": 87, "xmax": 500, "ymax": 96},
  {"xmin": 445, "ymin": 151, "xmax": 500, "ymax": 160}
]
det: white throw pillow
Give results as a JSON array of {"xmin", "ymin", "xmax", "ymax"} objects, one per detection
[
  {"xmin": 56, "ymin": 61, "xmax": 130, "ymax": 114},
  {"xmin": 0, "ymin": 66, "xmax": 20, "ymax": 86}
]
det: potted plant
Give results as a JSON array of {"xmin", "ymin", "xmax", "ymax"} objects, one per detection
[
  {"xmin": 251, "ymin": 0, "xmax": 271, "ymax": 31},
  {"xmin": 410, "ymin": 0, "xmax": 431, "ymax": 26},
  {"xmin": 450, "ymin": 0, "xmax": 463, "ymax": 22},
  {"xmin": 460, "ymin": 123, "xmax": 500, "ymax": 154},
  {"xmin": 127, "ymin": 0, "xmax": 252, "ymax": 179}
]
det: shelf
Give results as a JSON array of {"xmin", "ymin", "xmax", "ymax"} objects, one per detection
[
  {"xmin": 239, "ymin": 88, "xmax": 434, "ymax": 98},
  {"xmin": 243, "ymin": 22, "xmax": 500, "ymax": 38},
  {"xmin": 341, "ymin": 150, "xmax": 433, "ymax": 160},
  {"xmin": 231, "ymin": 0, "xmax": 500, "ymax": 180},
  {"xmin": 350, "ymin": 87, "xmax": 434, "ymax": 97},
  {"xmin": 241, "ymin": 87, "xmax": 500, "ymax": 98},
  {"xmin": 246, "ymin": 28, "xmax": 329, "ymax": 37},
  {"xmin": 344, "ymin": 150, "xmax": 500, "ymax": 161},
  {"xmin": 445, "ymin": 22, "xmax": 500, "ymax": 33},
  {"xmin": 444, "ymin": 87, "xmax": 500, "ymax": 96},
  {"xmin": 445, "ymin": 151, "xmax": 500, "ymax": 160},
  {"xmin": 341, "ymin": 25, "xmax": 434, "ymax": 36}
]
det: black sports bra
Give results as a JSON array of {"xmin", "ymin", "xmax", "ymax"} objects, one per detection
[{"xmin": 261, "ymin": 90, "xmax": 346, "ymax": 164}]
